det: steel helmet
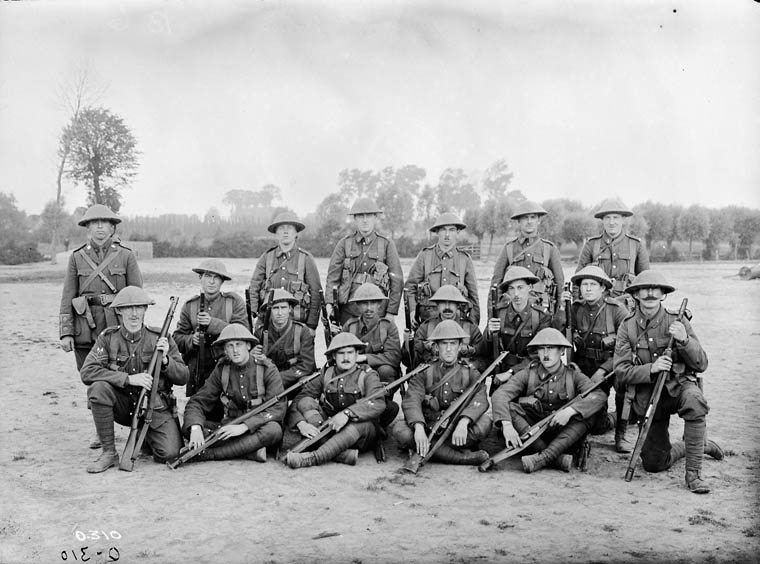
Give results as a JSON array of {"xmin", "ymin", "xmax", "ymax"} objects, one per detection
[
  {"xmin": 527, "ymin": 328, "xmax": 572, "ymax": 349},
  {"xmin": 192, "ymin": 258, "xmax": 232, "ymax": 281},
  {"xmin": 429, "ymin": 212, "xmax": 466, "ymax": 232},
  {"xmin": 510, "ymin": 201, "xmax": 547, "ymax": 220},
  {"xmin": 269, "ymin": 288, "xmax": 298, "ymax": 305},
  {"xmin": 348, "ymin": 198, "xmax": 383, "ymax": 216},
  {"xmin": 325, "ymin": 332, "xmax": 367, "ymax": 355},
  {"xmin": 429, "ymin": 285, "xmax": 468, "ymax": 304},
  {"xmin": 571, "ymin": 265, "xmax": 613, "ymax": 290},
  {"xmin": 348, "ymin": 283, "xmax": 388, "ymax": 303},
  {"xmin": 212, "ymin": 323, "xmax": 259, "ymax": 347},
  {"xmin": 499, "ymin": 266, "xmax": 540, "ymax": 291},
  {"xmin": 626, "ymin": 270, "xmax": 675, "ymax": 295},
  {"xmin": 267, "ymin": 210, "xmax": 306, "ymax": 233},
  {"xmin": 593, "ymin": 198, "xmax": 633, "ymax": 219},
  {"xmin": 78, "ymin": 204, "xmax": 121, "ymax": 226},
  {"xmin": 110, "ymin": 286, "xmax": 155, "ymax": 309},
  {"xmin": 428, "ymin": 319, "xmax": 468, "ymax": 341}
]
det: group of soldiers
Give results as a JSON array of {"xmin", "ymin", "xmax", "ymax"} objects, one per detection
[{"xmin": 59, "ymin": 197, "xmax": 723, "ymax": 494}]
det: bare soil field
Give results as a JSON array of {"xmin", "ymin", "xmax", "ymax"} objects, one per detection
[{"xmin": 1, "ymin": 257, "xmax": 758, "ymax": 564}]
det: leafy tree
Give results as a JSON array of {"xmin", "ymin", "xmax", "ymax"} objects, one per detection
[
  {"xmin": 338, "ymin": 169, "xmax": 379, "ymax": 202},
  {"xmin": 416, "ymin": 183, "xmax": 437, "ymax": 224},
  {"xmin": 436, "ymin": 168, "xmax": 480, "ymax": 215},
  {"xmin": 61, "ymin": 106, "xmax": 139, "ymax": 212},
  {"xmin": 315, "ymin": 192, "xmax": 350, "ymax": 242},
  {"xmin": 258, "ymin": 184, "xmax": 281, "ymax": 207},
  {"xmin": 540, "ymin": 198, "xmax": 584, "ymax": 248},
  {"xmin": 374, "ymin": 165, "xmax": 425, "ymax": 238},
  {"xmin": 677, "ymin": 204, "xmax": 710, "ymax": 258},
  {"xmin": 702, "ymin": 207, "xmax": 732, "ymax": 260},
  {"xmin": 634, "ymin": 201, "xmax": 675, "ymax": 251},
  {"xmin": 39, "ymin": 198, "xmax": 76, "ymax": 246},
  {"xmin": 462, "ymin": 207, "xmax": 484, "ymax": 251},
  {"xmin": 204, "ymin": 207, "xmax": 221, "ymax": 224},
  {"xmin": 728, "ymin": 206, "xmax": 760, "ymax": 260},
  {"xmin": 481, "ymin": 159, "xmax": 514, "ymax": 200},
  {"xmin": 0, "ymin": 193, "xmax": 43, "ymax": 264},
  {"xmin": 478, "ymin": 197, "xmax": 510, "ymax": 258},
  {"xmin": 562, "ymin": 211, "xmax": 598, "ymax": 252}
]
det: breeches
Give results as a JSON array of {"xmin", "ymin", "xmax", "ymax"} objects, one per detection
[{"xmin": 393, "ymin": 412, "xmax": 492, "ymax": 450}]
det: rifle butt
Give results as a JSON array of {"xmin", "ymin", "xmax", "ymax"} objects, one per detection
[
  {"xmin": 478, "ymin": 458, "xmax": 494, "ymax": 473},
  {"xmin": 118, "ymin": 455, "xmax": 135, "ymax": 472},
  {"xmin": 400, "ymin": 452, "xmax": 422, "ymax": 474},
  {"xmin": 166, "ymin": 458, "xmax": 181, "ymax": 470},
  {"xmin": 624, "ymin": 466, "xmax": 636, "ymax": 482}
]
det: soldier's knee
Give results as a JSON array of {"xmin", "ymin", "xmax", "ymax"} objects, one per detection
[
  {"xmin": 640, "ymin": 449, "xmax": 671, "ymax": 473},
  {"xmin": 391, "ymin": 421, "xmax": 414, "ymax": 447},
  {"xmin": 87, "ymin": 381, "xmax": 117, "ymax": 406},
  {"xmin": 296, "ymin": 396, "xmax": 321, "ymax": 416},
  {"xmin": 679, "ymin": 388, "xmax": 709, "ymax": 420},
  {"xmin": 376, "ymin": 365, "xmax": 399, "ymax": 383},
  {"xmin": 470, "ymin": 413, "xmax": 492, "ymax": 441},
  {"xmin": 257, "ymin": 421, "xmax": 283, "ymax": 445}
]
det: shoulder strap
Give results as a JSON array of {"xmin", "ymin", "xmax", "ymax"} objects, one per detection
[
  {"xmin": 293, "ymin": 324, "xmax": 302, "ymax": 358},
  {"xmin": 358, "ymin": 369, "xmax": 367, "ymax": 397},
  {"xmin": 225, "ymin": 295, "xmax": 233, "ymax": 322},
  {"xmin": 605, "ymin": 302, "xmax": 616, "ymax": 335},
  {"xmin": 565, "ymin": 369, "xmax": 575, "ymax": 399},
  {"xmin": 108, "ymin": 330, "xmax": 121, "ymax": 366},
  {"xmin": 531, "ymin": 308, "xmax": 540, "ymax": 332},
  {"xmin": 265, "ymin": 249, "xmax": 275, "ymax": 280},
  {"xmin": 506, "ymin": 241, "xmax": 514, "ymax": 264},
  {"xmin": 78, "ymin": 248, "xmax": 121, "ymax": 294},
  {"xmin": 424, "ymin": 248, "xmax": 434, "ymax": 277},
  {"xmin": 593, "ymin": 238, "xmax": 602, "ymax": 264},
  {"xmin": 189, "ymin": 299, "xmax": 199, "ymax": 329},
  {"xmin": 380, "ymin": 320, "xmax": 388, "ymax": 346},
  {"xmin": 540, "ymin": 242, "xmax": 551, "ymax": 266},
  {"xmin": 457, "ymin": 252, "xmax": 467, "ymax": 278},
  {"xmin": 628, "ymin": 237, "xmax": 637, "ymax": 265},
  {"xmin": 221, "ymin": 365, "xmax": 230, "ymax": 395},
  {"xmin": 297, "ymin": 251, "xmax": 305, "ymax": 282}
]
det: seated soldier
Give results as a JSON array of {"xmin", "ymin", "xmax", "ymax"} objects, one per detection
[
  {"xmin": 392, "ymin": 320, "xmax": 491, "ymax": 466},
  {"xmin": 492, "ymin": 328, "xmax": 607, "ymax": 473},
  {"xmin": 80, "ymin": 286, "xmax": 188, "ymax": 473},
  {"xmin": 412, "ymin": 284, "xmax": 486, "ymax": 371},
  {"xmin": 485, "ymin": 266, "xmax": 554, "ymax": 393},
  {"xmin": 285, "ymin": 333, "xmax": 386, "ymax": 468},
  {"xmin": 181, "ymin": 324, "xmax": 285, "ymax": 463},
  {"xmin": 253, "ymin": 289, "xmax": 316, "ymax": 391},
  {"xmin": 343, "ymin": 283, "xmax": 402, "ymax": 428}
]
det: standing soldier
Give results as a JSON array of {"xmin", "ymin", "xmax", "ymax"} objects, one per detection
[
  {"xmin": 576, "ymin": 198, "xmax": 649, "ymax": 301},
  {"xmin": 252, "ymin": 289, "xmax": 316, "ymax": 391},
  {"xmin": 248, "ymin": 211, "xmax": 322, "ymax": 332},
  {"xmin": 559, "ymin": 266, "xmax": 631, "ymax": 451},
  {"xmin": 325, "ymin": 198, "xmax": 403, "ymax": 326},
  {"xmin": 613, "ymin": 271, "xmax": 723, "ymax": 493},
  {"xmin": 173, "ymin": 259, "xmax": 248, "ymax": 415},
  {"xmin": 392, "ymin": 320, "xmax": 491, "ymax": 466},
  {"xmin": 285, "ymin": 333, "xmax": 386, "ymax": 468},
  {"xmin": 80, "ymin": 287, "xmax": 188, "ymax": 472},
  {"xmin": 412, "ymin": 285, "xmax": 486, "ymax": 371},
  {"xmin": 485, "ymin": 266, "xmax": 554, "ymax": 394},
  {"xmin": 182, "ymin": 324, "xmax": 285, "ymax": 463},
  {"xmin": 490, "ymin": 200, "xmax": 563, "ymax": 314},
  {"xmin": 492, "ymin": 328, "xmax": 608, "ymax": 473},
  {"xmin": 404, "ymin": 212, "xmax": 480, "ymax": 326},
  {"xmin": 59, "ymin": 204, "xmax": 143, "ymax": 450}
]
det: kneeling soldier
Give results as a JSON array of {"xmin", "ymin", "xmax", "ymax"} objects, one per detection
[
  {"xmin": 182, "ymin": 324, "xmax": 285, "ymax": 463},
  {"xmin": 393, "ymin": 320, "xmax": 491, "ymax": 466},
  {"xmin": 286, "ymin": 333, "xmax": 386, "ymax": 468},
  {"xmin": 80, "ymin": 287, "xmax": 188, "ymax": 473},
  {"xmin": 492, "ymin": 328, "xmax": 607, "ymax": 473},
  {"xmin": 613, "ymin": 270, "xmax": 723, "ymax": 493}
]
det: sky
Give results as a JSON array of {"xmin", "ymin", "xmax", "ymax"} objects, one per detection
[{"xmin": 0, "ymin": 0, "xmax": 758, "ymax": 220}]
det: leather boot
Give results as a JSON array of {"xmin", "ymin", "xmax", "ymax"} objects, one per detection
[
  {"xmin": 432, "ymin": 444, "xmax": 489, "ymax": 466},
  {"xmin": 615, "ymin": 419, "xmax": 634, "ymax": 454},
  {"xmin": 684, "ymin": 419, "xmax": 711, "ymax": 494},
  {"xmin": 286, "ymin": 451, "xmax": 316, "ymax": 469},
  {"xmin": 686, "ymin": 470, "xmax": 710, "ymax": 494},
  {"xmin": 333, "ymin": 449, "xmax": 359, "ymax": 466},
  {"xmin": 312, "ymin": 425, "xmax": 362, "ymax": 465},
  {"xmin": 704, "ymin": 439, "xmax": 724, "ymax": 460},
  {"xmin": 87, "ymin": 404, "xmax": 118, "ymax": 473},
  {"xmin": 552, "ymin": 454, "xmax": 573, "ymax": 472},
  {"xmin": 521, "ymin": 452, "xmax": 548, "ymax": 473},
  {"xmin": 87, "ymin": 451, "xmax": 119, "ymax": 473},
  {"xmin": 246, "ymin": 447, "xmax": 267, "ymax": 463},
  {"xmin": 89, "ymin": 435, "xmax": 102, "ymax": 449}
]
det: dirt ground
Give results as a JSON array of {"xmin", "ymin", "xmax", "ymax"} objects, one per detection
[{"xmin": 1, "ymin": 257, "xmax": 758, "ymax": 564}]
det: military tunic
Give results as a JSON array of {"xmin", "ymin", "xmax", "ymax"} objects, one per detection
[
  {"xmin": 253, "ymin": 319, "xmax": 316, "ymax": 390},
  {"xmin": 413, "ymin": 316, "xmax": 486, "ymax": 372},
  {"xmin": 577, "ymin": 232, "xmax": 649, "ymax": 297},
  {"xmin": 59, "ymin": 238, "xmax": 142, "ymax": 369},
  {"xmin": 484, "ymin": 302, "xmax": 553, "ymax": 374},
  {"xmin": 248, "ymin": 245, "xmax": 323, "ymax": 330},
  {"xmin": 343, "ymin": 317, "xmax": 402, "ymax": 383},
  {"xmin": 404, "ymin": 245, "xmax": 480, "ymax": 324},
  {"xmin": 325, "ymin": 231, "xmax": 403, "ymax": 323}
]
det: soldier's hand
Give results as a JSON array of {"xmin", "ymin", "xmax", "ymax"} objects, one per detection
[
  {"xmin": 488, "ymin": 318, "xmax": 501, "ymax": 333},
  {"xmin": 156, "ymin": 337, "xmax": 170, "ymax": 365},
  {"xmin": 197, "ymin": 311, "xmax": 211, "ymax": 327},
  {"xmin": 669, "ymin": 321, "xmax": 688, "ymax": 343},
  {"xmin": 561, "ymin": 290, "xmax": 572, "ymax": 303},
  {"xmin": 651, "ymin": 355, "xmax": 673, "ymax": 374},
  {"xmin": 330, "ymin": 411, "xmax": 349, "ymax": 431},
  {"xmin": 414, "ymin": 424, "xmax": 429, "ymax": 457},
  {"xmin": 296, "ymin": 421, "xmax": 320, "ymax": 439},
  {"xmin": 189, "ymin": 425, "xmax": 205, "ymax": 449},
  {"xmin": 451, "ymin": 418, "xmax": 470, "ymax": 447},
  {"xmin": 191, "ymin": 331, "xmax": 201, "ymax": 347},
  {"xmin": 329, "ymin": 323, "xmax": 341, "ymax": 336},
  {"xmin": 501, "ymin": 423, "xmax": 522, "ymax": 449},
  {"xmin": 551, "ymin": 406, "xmax": 577, "ymax": 427},
  {"xmin": 128, "ymin": 372, "xmax": 153, "ymax": 390},
  {"xmin": 356, "ymin": 353, "xmax": 367, "ymax": 363},
  {"xmin": 217, "ymin": 424, "xmax": 247, "ymax": 440},
  {"xmin": 495, "ymin": 369, "xmax": 514, "ymax": 384},
  {"xmin": 252, "ymin": 344, "xmax": 264, "ymax": 356},
  {"xmin": 423, "ymin": 340, "xmax": 433, "ymax": 352},
  {"xmin": 60, "ymin": 336, "xmax": 74, "ymax": 353},
  {"xmin": 384, "ymin": 313, "xmax": 395, "ymax": 321}
]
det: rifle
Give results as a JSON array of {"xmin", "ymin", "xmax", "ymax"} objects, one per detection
[
  {"xmin": 489, "ymin": 284, "xmax": 501, "ymax": 362},
  {"xmin": 244, "ymin": 288, "xmax": 256, "ymax": 332},
  {"xmin": 330, "ymin": 287, "xmax": 340, "ymax": 328},
  {"xmin": 402, "ymin": 351, "xmax": 508, "ymax": 474},
  {"xmin": 479, "ymin": 371, "xmax": 615, "ymax": 472},
  {"xmin": 167, "ymin": 371, "xmax": 321, "ymax": 469},
  {"xmin": 563, "ymin": 281, "xmax": 573, "ymax": 364},
  {"xmin": 402, "ymin": 288, "xmax": 415, "ymax": 367},
  {"xmin": 319, "ymin": 289, "xmax": 333, "ymax": 348},
  {"xmin": 624, "ymin": 297, "xmax": 688, "ymax": 482},
  {"xmin": 487, "ymin": 311, "xmax": 533, "ymax": 396},
  {"xmin": 120, "ymin": 297, "xmax": 179, "ymax": 471},
  {"xmin": 193, "ymin": 293, "xmax": 207, "ymax": 393},
  {"xmin": 288, "ymin": 363, "xmax": 431, "ymax": 455}
]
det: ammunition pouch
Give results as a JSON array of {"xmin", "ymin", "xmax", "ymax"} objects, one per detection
[
  {"xmin": 338, "ymin": 258, "xmax": 353, "ymax": 304},
  {"xmin": 518, "ymin": 396, "xmax": 544, "ymax": 420},
  {"xmin": 423, "ymin": 395, "xmax": 440, "ymax": 412},
  {"xmin": 372, "ymin": 262, "xmax": 390, "ymax": 294},
  {"xmin": 72, "ymin": 296, "xmax": 96, "ymax": 346},
  {"xmin": 289, "ymin": 280, "xmax": 311, "ymax": 323}
]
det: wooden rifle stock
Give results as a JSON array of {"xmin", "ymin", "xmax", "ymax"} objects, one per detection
[
  {"xmin": 489, "ymin": 285, "xmax": 501, "ymax": 361},
  {"xmin": 167, "ymin": 371, "xmax": 321, "ymax": 468},
  {"xmin": 564, "ymin": 282, "xmax": 573, "ymax": 364},
  {"xmin": 193, "ymin": 293, "xmax": 207, "ymax": 393},
  {"xmin": 402, "ymin": 288, "xmax": 415, "ymax": 367},
  {"xmin": 288, "ymin": 363, "xmax": 431, "ymax": 455},
  {"xmin": 244, "ymin": 288, "xmax": 256, "ymax": 332},
  {"xmin": 402, "ymin": 351, "xmax": 508, "ymax": 474},
  {"xmin": 624, "ymin": 298, "xmax": 689, "ymax": 482},
  {"xmin": 120, "ymin": 297, "xmax": 179, "ymax": 472},
  {"xmin": 318, "ymin": 289, "xmax": 333, "ymax": 347},
  {"xmin": 330, "ymin": 287, "xmax": 340, "ymax": 328}
]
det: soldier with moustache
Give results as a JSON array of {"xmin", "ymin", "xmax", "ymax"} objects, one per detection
[
  {"xmin": 412, "ymin": 285, "xmax": 486, "ymax": 371},
  {"xmin": 80, "ymin": 287, "xmax": 188, "ymax": 472},
  {"xmin": 404, "ymin": 212, "xmax": 480, "ymax": 326},
  {"xmin": 173, "ymin": 259, "xmax": 248, "ymax": 418},
  {"xmin": 325, "ymin": 198, "xmax": 403, "ymax": 326},
  {"xmin": 613, "ymin": 271, "xmax": 723, "ymax": 493},
  {"xmin": 248, "ymin": 211, "xmax": 323, "ymax": 332},
  {"xmin": 492, "ymin": 328, "xmax": 608, "ymax": 473},
  {"xmin": 392, "ymin": 320, "xmax": 491, "ymax": 466},
  {"xmin": 182, "ymin": 324, "xmax": 285, "ymax": 463},
  {"xmin": 490, "ymin": 201, "xmax": 563, "ymax": 314},
  {"xmin": 285, "ymin": 333, "xmax": 386, "ymax": 468}
]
